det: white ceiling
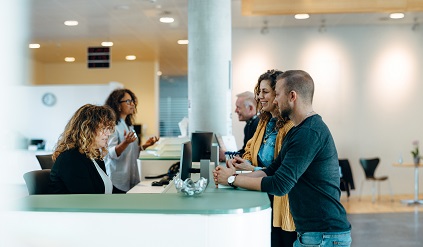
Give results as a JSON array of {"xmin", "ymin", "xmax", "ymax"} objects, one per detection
[{"xmin": 29, "ymin": 0, "xmax": 423, "ymax": 76}]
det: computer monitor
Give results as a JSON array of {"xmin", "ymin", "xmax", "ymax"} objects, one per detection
[
  {"xmin": 179, "ymin": 141, "xmax": 193, "ymax": 180},
  {"xmin": 191, "ymin": 132, "xmax": 213, "ymax": 162}
]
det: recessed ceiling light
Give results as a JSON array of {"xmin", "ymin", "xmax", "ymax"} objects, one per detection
[
  {"xmin": 157, "ymin": 71, "xmax": 162, "ymax": 76},
  {"xmin": 295, "ymin": 14, "xmax": 310, "ymax": 20},
  {"xmin": 29, "ymin": 43, "xmax": 40, "ymax": 49},
  {"xmin": 64, "ymin": 20, "xmax": 79, "ymax": 26},
  {"xmin": 64, "ymin": 57, "xmax": 75, "ymax": 62},
  {"xmin": 101, "ymin": 41, "xmax": 114, "ymax": 47},
  {"xmin": 177, "ymin": 39, "xmax": 189, "ymax": 45},
  {"xmin": 389, "ymin": 13, "xmax": 405, "ymax": 19},
  {"xmin": 126, "ymin": 55, "xmax": 136, "ymax": 60},
  {"xmin": 160, "ymin": 17, "xmax": 174, "ymax": 23}
]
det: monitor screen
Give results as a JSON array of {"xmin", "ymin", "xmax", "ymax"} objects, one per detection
[
  {"xmin": 191, "ymin": 132, "xmax": 213, "ymax": 162},
  {"xmin": 179, "ymin": 141, "xmax": 192, "ymax": 180}
]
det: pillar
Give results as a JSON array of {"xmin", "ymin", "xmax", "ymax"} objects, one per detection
[{"xmin": 188, "ymin": 0, "xmax": 232, "ymax": 135}]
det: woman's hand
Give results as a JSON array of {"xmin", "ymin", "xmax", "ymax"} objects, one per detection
[
  {"xmin": 142, "ymin": 136, "xmax": 159, "ymax": 150},
  {"xmin": 229, "ymin": 156, "xmax": 255, "ymax": 171},
  {"xmin": 123, "ymin": 130, "xmax": 137, "ymax": 144}
]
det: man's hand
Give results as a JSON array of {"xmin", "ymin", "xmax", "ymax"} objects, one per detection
[{"xmin": 213, "ymin": 162, "xmax": 236, "ymax": 186}]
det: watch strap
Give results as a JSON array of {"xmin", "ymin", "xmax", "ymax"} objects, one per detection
[{"xmin": 228, "ymin": 174, "xmax": 238, "ymax": 188}]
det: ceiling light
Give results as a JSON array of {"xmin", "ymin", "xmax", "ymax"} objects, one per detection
[
  {"xmin": 160, "ymin": 17, "xmax": 174, "ymax": 23},
  {"xmin": 126, "ymin": 55, "xmax": 136, "ymax": 60},
  {"xmin": 29, "ymin": 43, "xmax": 40, "ymax": 49},
  {"xmin": 157, "ymin": 71, "xmax": 162, "ymax": 76},
  {"xmin": 101, "ymin": 41, "xmax": 113, "ymax": 47},
  {"xmin": 64, "ymin": 20, "xmax": 78, "ymax": 26},
  {"xmin": 64, "ymin": 57, "xmax": 75, "ymax": 62},
  {"xmin": 295, "ymin": 14, "xmax": 310, "ymax": 20},
  {"xmin": 177, "ymin": 39, "xmax": 189, "ymax": 45},
  {"xmin": 390, "ymin": 13, "xmax": 405, "ymax": 19}
]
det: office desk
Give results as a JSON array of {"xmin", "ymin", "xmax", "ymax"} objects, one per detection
[
  {"xmin": 138, "ymin": 141, "xmax": 182, "ymax": 180},
  {"xmin": 393, "ymin": 163, "xmax": 423, "ymax": 205}
]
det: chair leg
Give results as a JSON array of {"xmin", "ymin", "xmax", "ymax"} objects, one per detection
[
  {"xmin": 358, "ymin": 180, "xmax": 365, "ymax": 201},
  {"xmin": 372, "ymin": 181, "xmax": 376, "ymax": 203}
]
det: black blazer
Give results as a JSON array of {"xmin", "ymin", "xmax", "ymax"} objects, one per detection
[{"xmin": 49, "ymin": 148, "xmax": 118, "ymax": 194}]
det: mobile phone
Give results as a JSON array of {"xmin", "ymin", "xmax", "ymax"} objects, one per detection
[{"xmin": 132, "ymin": 129, "xmax": 138, "ymax": 138}]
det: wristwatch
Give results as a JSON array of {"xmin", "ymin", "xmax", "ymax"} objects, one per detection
[{"xmin": 227, "ymin": 174, "xmax": 238, "ymax": 188}]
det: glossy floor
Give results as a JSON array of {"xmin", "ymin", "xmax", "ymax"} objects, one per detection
[{"xmin": 341, "ymin": 194, "xmax": 422, "ymax": 247}]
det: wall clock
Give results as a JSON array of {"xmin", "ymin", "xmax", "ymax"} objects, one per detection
[{"xmin": 42, "ymin": 92, "xmax": 57, "ymax": 106}]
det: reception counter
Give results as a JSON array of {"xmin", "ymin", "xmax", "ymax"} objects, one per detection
[
  {"xmin": 11, "ymin": 175, "xmax": 271, "ymax": 247},
  {"xmin": 19, "ymin": 188, "xmax": 269, "ymax": 215}
]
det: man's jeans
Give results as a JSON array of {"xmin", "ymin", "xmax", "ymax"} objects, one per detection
[{"xmin": 294, "ymin": 230, "xmax": 352, "ymax": 247}]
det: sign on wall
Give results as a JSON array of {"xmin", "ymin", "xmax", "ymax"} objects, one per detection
[{"xmin": 87, "ymin": 47, "xmax": 110, "ymax": 68}]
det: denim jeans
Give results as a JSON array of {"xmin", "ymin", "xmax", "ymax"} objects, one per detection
[{"xmin": 294, "ymin": 230, "xmax": 352, "ymax": 247}]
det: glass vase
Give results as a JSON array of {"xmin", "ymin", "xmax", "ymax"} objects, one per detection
[{"xmin": 413, "ymin": 156, "xmax": 420, "ymax": 165}]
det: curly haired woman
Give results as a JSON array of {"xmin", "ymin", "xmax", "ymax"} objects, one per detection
[
  {"xmin": 49, "ymin": 104, "xmax": 119, "ymax": 194},
  {"xmin": 231, "ymin": 70, "xmax": 296, "ymax": 247}
]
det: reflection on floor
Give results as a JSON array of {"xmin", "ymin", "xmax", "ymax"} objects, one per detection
[{"xmin": 341, "ymin": 194, "xmax": 422, "ymax": 247}]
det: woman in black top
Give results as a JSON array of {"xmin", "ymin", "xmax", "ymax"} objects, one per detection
[{"xmin": 49, "ymin": 104, "xmax": 120, "ymax": 194}]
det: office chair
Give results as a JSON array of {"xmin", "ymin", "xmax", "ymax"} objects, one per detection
[
  {"xmin": 23, "ymin": 169, "xmax": 51, "ymax": 195},
  {"xmin": 36, "ymin": 154, "xmax": 54, "ymax": 169},
  {"xmin": 358, "ymin": 158, "xmax": 393, "ymax": 203},
  {"xmin": 339, "ymin": 159, "xmax": 355, "ymax": 200}
]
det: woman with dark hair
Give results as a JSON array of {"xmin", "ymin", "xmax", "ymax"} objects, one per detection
[
  {"xmin": 49, "ymin": 104, "xmax": 118, "ymax": 194},
  {"xmin": 105, "ymin": 89, "xmax": 158, "ymax": 192},
  {"xmin": 232, "ymin": 70, "xmax": 297, "ymax": 247}
]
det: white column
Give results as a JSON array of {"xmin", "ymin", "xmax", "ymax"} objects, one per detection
[
  {"xmin": 0, "ymin": 0, "xmax": 29, "ymax": 201},
  {"xmin": 188, "ymin": 0, "xmax": 232, "ymax": 135}
]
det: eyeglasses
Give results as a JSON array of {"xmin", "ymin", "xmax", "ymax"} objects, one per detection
[{"xmin": 119, "ymin": 99, "xmax": 135, "ymax": 105}]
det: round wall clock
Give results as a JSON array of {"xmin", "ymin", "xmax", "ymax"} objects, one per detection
[{"xmin": 42, "ymin": 92, "xmax": 57, "ymax": 106}]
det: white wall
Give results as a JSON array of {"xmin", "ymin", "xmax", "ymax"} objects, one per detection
[
  {"xmin": 16, "ymin": 83, "xmax": 122, "ymax": 150},
  {"xmin": 232, "ymin": 24, "xmax": 423, "ymax": 196}
]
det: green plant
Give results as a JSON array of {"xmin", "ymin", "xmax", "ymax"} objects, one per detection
[{"xmin": 411, "ymin": 140, "xmax": 420, "ymax": 158}]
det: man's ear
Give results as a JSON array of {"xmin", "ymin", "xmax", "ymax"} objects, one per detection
[
  {"xmin": 289, "ymin": 91, "xmax": 297, "ymax": 102},
  {"xmin": 248, "ymin": 104, "xmax": 255, "ymax": 112}
]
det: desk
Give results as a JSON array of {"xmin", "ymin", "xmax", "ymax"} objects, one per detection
[
  {"xmin": 138, "ymin": 140, "xmax": 182, "ymax": 180},
  {"xmin": 393, "ymin": 163, "xmax": 423, "ymax": 205},
  {"xmin": 15, "ymin": 177, "xmax": 270, "ymax": 246},
  {"xmin": 16, "ymin": 162, "xmax": 270, "ymax": 246}
]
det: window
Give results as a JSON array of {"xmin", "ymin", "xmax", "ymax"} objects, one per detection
[{"xmin": 159, "ymin": 76, "xmax": 188, "ymax": 137}]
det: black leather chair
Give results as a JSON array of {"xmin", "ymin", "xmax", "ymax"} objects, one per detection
[
  {"xmin": 339, "ymin": 159, "xmax": 355, "ymax": 200},
  {"xmin": 36, "ymin": 154, "xmax": 54, "ymax": 169},
  {"xmin": 358, "ymin": 158, "xmax": 393, "ymax": 203},
  {"xmin": 23, "ymin": 169, "xmax": 51, "ymax": 195}
]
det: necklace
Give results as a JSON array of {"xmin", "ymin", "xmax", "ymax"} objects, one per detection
[{"xmin": 263, "ymin": 120, "xmax": 277, "ymax": 144}]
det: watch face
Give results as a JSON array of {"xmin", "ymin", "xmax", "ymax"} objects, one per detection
[
  {"xmin": 42, "ymin": 92, "xmax": 57, "ymax": 106},
  {"xmin": 228, "ymin": 175, "xmax": 235, "ymax": 184}
]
